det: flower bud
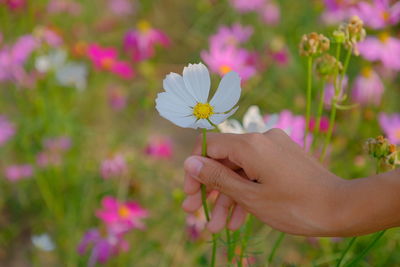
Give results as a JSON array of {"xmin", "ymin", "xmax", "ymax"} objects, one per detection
[
  {"xmin": 333, "ymin": 30, "xmax": 346, "ymax": 44},
  {"xmin": 315, "ymin": 54, "xmax": 343, "ymax": 79},
  {"xmin": 336, "ymin": 16, "xmax": 366, "ymax": 56},
  {"xmin": 299, "ymin": 32, "xmax": 330, "ymax": 57}
]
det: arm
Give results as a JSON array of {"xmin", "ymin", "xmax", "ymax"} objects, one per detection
[{"xmin": 182, "ymin": 129, "xmax": 400, "ymax": 237}]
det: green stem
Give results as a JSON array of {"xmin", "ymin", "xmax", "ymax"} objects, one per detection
[
  {"xmin": 344, "ymin": 230, "xmax": 386, "ymax": 267},
  {"xmin": 336, "ymin": 237, "xmax": 357, "ymax": 267},
  {"xmin": 304, "ymin": 56, "xmax": 313, "ymax": 148},
  {"xmin": 238, "ymin": 216, "xmax": 253, "ymax": 267},
  {"xmin": 311, "ymin": 79, "xmax": 326, "ymax": 150},
  {"xmin": 200, "ymin": 128, "xmax": 217, "ymax": 267},
  {"xmin": 226, "ymin": 228, "xmax": 234, "ymax": 264},
  {"xmin": 266, "ymin": 232, "xmax": 285, "ymax": 266}
]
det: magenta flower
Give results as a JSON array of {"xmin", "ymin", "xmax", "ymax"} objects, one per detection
[
  {"xmin": 309, "ymin": 116, "xmax": 330, "ymax": 133},
  {"xmin": 124, "ymin": 21, "xmax": 170, "ymax": 62},
  {"xmin": 87, "ymin": 44, "xmax": 134, "ymax": 79},
  {"xmin": 108, "ymin": 87, "xmax": 127, "ymax": 111},
  {"xmin": 100, "ymin": 154, "xmax": 127, "ymax": 179},
  {"xmin": 352, "ymin": 67, "xmax": 384, "ymax": 106},
  {"xmin": 108, "ymin": 0, "xmax": 134, "ymax": 16},
  {"xmin": 4, "ymin": 164, "xmax": 33, "ymax": 182},
  {"xmin": 145, "ymin": 136, "xmax": 173, "ymax": 159},
  {"xmin": 96, "ymin": 196, "xmax": 148, "ymax": 234},
  {"xmin": 201, "ymin": 45, "xmax": 257, "ymax": 81},
  {"xmin": 230, "ymin": 0, "xmax": 265, "ymax": 13},
  {"xmin": 358, "ymin": 34, "xmax": 400, "ymax": 71},
  {"xmin": 210, "ymin": 23, "xmax": 253, "ymax": 49},
  {"xmin": 3, "ymin": 0, "xmax": 26, "ymax": 10},
  {"xmin": 352, "ymin": 0, "xmax": 400, "ymax": 29},
  {"xmin": 78, "ymin": 229, "xmax": 129, "ymax": 267},
  {"xmin": 0, "ymin": 115, "xmax": 15, "ymax": 146},
  {"xmin": 379, "ymin": 113, "xmax": 400, "ymax": 145}
]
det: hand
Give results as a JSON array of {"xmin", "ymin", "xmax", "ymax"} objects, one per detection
[{"xmin": 182, "ymin": 129, "xmax": 348, "ymax": 236}]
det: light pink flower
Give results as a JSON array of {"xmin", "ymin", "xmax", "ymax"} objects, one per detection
[
  {"xmin": 230, "ymin": 0, "xmax": 265, "ymax": 13},
  {"xmin": 186, "ymin": 209, "xmax": 207, "ymax": 241},
  {"xmin": 352, "ymin": 0, "xmax": 400, "ymax": 29},
  {"xmin": 145, "ymin": 136, "xmax": 173, "ymax": 159},
  {"xmin": 108, "ymin": 0, "xmax": 134, "ymax": 16},
  {"xmin": 379, "ymin": 113, "xmax": 400, "ymax": 145},
  {"xmin": 358, "ymin": 34, "xmax": 400, "ymax": 71},
  {"xmin": 96, "ymin": 196, "xmax": 148, "ymax": 234},
  {"xmin": 324, "ymin": 76, "xmax": 348, "ymax": 108},
  {"xmin": 259, "ymin": 2, "xmax": 280, "ymax": 25},
  {"xmin": 124, "ymin": 21, "xmax": 170, "ymax": 62},
  {"xmin": 100, "ymin": 154, "xmax": 127, "ymax": 179},
  {"xmin": 201, "ymin": 45, "xmax": 257, "ymax": 81},
  {"xmin": 87, "ymin": 44, "xmax": 134, "ymax": 79},
  {"xmin": 47, "ymin": 0, "xmax": 81, "ymax": 15},
  {"xmin": 210, "ymin": 23, "xmax": 253, "ymax": 49},
  {"xmin": 321, "ymin": 0, "xmax": 357, "ymax": 25},
  {"xmin": 0, "ymin": 115, "xmax": 15, "ymax": 146},
  {"xmin": 352, "ymin": 67, "xmax": 384, "ymax": 106},
  {"xmin": 4, "ymin": 164, "xmax": 33, "ymax": 182},
  {"xmin": 36, "ymin": 137, "xmax": 71, "ymax": 167}
]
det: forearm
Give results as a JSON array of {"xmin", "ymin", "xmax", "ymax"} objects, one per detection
[{"xmin": 333, "ymin": 169, "xmax": 400, "ymax": 236}]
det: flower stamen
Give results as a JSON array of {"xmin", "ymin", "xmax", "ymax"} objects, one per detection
[{"xmin": 193, "ymin": 103, "xmax": 214, "ymax": 120}]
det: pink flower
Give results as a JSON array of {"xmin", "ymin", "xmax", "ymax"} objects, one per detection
[
  {"xmin": 0, "ymin": 115, "xmax": 15, "ymax": 146},
  {"xmin": 321, "ymin": 0, "xmax": 356, "ymax": 24},
  {"xmin": 4, "ymin": 164, "xmax": 33, "ymax": 182},
  {"xmin": 100, "ymin": 154, "xmax": 127, "ymax": 179},
  {"xmin": 309, "ymin": 116, "xmax": 330, "ymax": 133},
  {"xmin": 210, "ymin": 23, "xmax": 253, "ymax": 49},
  {"xmin": 379, "ymin": 113, "xmax": 400, "ymax": 145},
  {"xmin": 3, "ymin": 0, "xmax": 26, "ymax": 10},
  {"xmin": 230, "ymin": 0, "xmax": 265, "ymax": 13},
  {"xmin": 352, "ymin": 67, "xmax": 384, "ymax": 106},
  {"xmin": 201, "ymin": 45, "xmax": 257, "ymax": 81},
  {"xmin": 324, "ymin": 76, "xmax": 348, "ymax": 108},
  {"xmin": 87, "ymin": 44, "xmax": 134, "ymax": 79},
  {"xmin": 108, "ymin": 0, "xmax": 135, "ymax": 16},
  {"xmin": 36, "ymin": 137, "xmax": 71, "ymax": 167},
  {"xmin": 186, "ymin": 209, "xmax": 206, "ymax": 241},
  {"xmin": 96, "ymin": 196, "xmax": 148, "ymax": 234},
  {"xmin": 47, "ymin": 0, "xmax": 81, "ymax": 15},
  {"xmin": 124, "ymin": 21, "xmax": 170, "ymax": 62},
  {"xmin": 145, "ymin": 136, "xmax": 173, "ymax": 159},
  {"xmin": 352, "ymin": 0, "xmax": 400, "ymax": 29},
  {"xmin": 358, "ymin": 34, "xmax": 400, "ymax": 71},
  {"xmin": 78, "ymin": 228, "xmax": 129, "ymax": 267},
  {"xmin": 259, "ymin": 2, "xmax": 280, "ymax": 25},
  {"xmin": 108, "ymin": 87, "xmax": 127, "ymax": 111}
]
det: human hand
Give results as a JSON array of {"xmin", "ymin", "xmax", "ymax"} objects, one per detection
[{"xmin": 182, "ymin": 129, "xmax": 348, "ymax": 236}]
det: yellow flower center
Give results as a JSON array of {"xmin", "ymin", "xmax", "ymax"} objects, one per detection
[
  {"xmin": 219, "ymin": 65, "xmax": 232, "ymax": 75},
  {"xmin": 137, "ymin": 20, "xmax": 151, "ymax": 33},
  {"xmin": 395, "ymin": 129, "xmax": 400, "ymax": 140},
  {"xmin": 379, "ymin": 32, "xmax": 390, "ymax": 43},
  {"xmin": 381, "ymin": 11, "xmax": 390, "ymax": 21},
  {"xmin": 361, "ymin": 66, "xmax": 372, "ymax": 78},
  {"xmin": 193, "ymin": 102, "xmax": 214, "ymax": 120},
  {"xmin": 101, "ymin": 57, "xmax": 115, "ymax": 70},
  {"xmin": 118, "ymin": 205, "xmax": 131, "ymax": 218}
]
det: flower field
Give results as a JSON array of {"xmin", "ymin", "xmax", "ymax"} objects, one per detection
[{"xmin": 0, "ymin": 0, "xmax": 399, "ymax": 266}]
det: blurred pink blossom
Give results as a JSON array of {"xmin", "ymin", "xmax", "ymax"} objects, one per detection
[
  {"xmin": 47, "ymin": 0, "xmax": 81, "ymax": 15},
  {"xmin": 352, "ymin": 67, "xmax": 384, "ymax": 106},
  {"xmin": 96, "ymin": 196, "xmax": 148, "ymax": 234},
  {"xmin": 100, "ymin": 154, "xmax": 127, "ymax": 179},
  {"xmin": 358, "ymin": 34, "xmax": 400, "ymax": 71},
  {"xmin": 230, "ymin": 0, "xmax": 265, "ymax": 12},
  {"xmin": 379, "ymin": 113, "xmax": 400, "ymax": 145},
  {"xmin": 309, "ymin": 116, "xmax": 330, "ymax": 133},
  {"xmin": 145, "ymin": 136, "xmax": 173, "ymax": 159},
  {"xmin": 0, "ymin": 115, "xmax": 15, "ymax": 146},
  {"xmin": 108, "ymin": 87, "xmax": 127, "ymax": 111},
  {"xmin": 260, "ymin": 2, "xmax": 280, "ymax": 25},
  {"xmin": 210, "ymin": 23, "xmax": 253, "ymax": 49},
  {"xmin": 78, "ymin": 228, "xmax": 129, "ymax": 267},
  {"xmin": 352, "ymin": 0, "xmax": 400, "ymax": 29},
  {"xmin": 124, "ymin": 21, "xmax": 170, "ymax": 62},
  {"xmin": 3, "ymin": 0, "xmax": 26, "ymax": 10},
  {"xmin": 186, "ymin": 209, "xmax": 206, "ymax": 241},
  {"xmin": 321, "ymin": 0, "xmax": 356, "ymax": 24},
  {"xmin": 36, "ymin": 137, "xmax": 71, "ymax": 167},
  {"xmin": 324, "ymin": 76, "xmax": 348, "ymax": 108},
  {"xmin": 4, "ymin": 164, "xmax": 33, "ymax": 182},
  {"xmin": 88, "ymin": 44, "xmax": 134, "ymax": 79},
  {"xmin": 108, "ymin": 0, "xmax": 134, "ymax": 16}
]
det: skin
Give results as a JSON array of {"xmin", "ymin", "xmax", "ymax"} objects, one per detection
[{"xmin": 182, "ymin": 129, "xmax": 400, "ymax": 237}]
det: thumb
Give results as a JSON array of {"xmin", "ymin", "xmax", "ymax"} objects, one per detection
[{"xmin": 184, "ymin": 155, "xmax": 256, "ymax": 202}]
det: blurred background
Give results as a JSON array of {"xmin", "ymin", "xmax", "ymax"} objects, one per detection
[{"xmin": 0, "ymin": 0, "xmax": 399, "ymax": 266}]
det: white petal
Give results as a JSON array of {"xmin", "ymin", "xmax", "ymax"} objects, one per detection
[
  {"xmin": 243, "ymin": 106, "xmax": 267, "ymax": 133},
  {"xmin": 264, "ymin": 114, "xmax": 279, "ymax": 130},
  {"xmin": 194, "ymin": 119, "xmax": 214, "ymax": 130},
  {"xmin": 156, "ymin": 92, "xmax": 193, "ymax": 116},
  {"xmin": 210, "ymin": 71, "xmax": 241, "ymax": 113},
  {"xmin": 163, "ymin": 72, "xmax": 196, "ymax": 106},
  {"xmin": 159, "ymin": 110, "xmax": 197, "ymax": 128},
  {"xmin": 218, "ymin": 120, "xmax": 245, "ymax": 134},
  {"xmin": 182, "ymin": 63, "xmax": 211, "ymax": 103},
  {"xmin": 209, "ymin": 106, "xmax": 239, "ymax": 125}
]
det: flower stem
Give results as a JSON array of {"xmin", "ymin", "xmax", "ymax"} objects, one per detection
[
  {"xmin": 304, "ymin": 56, "xmax": 313, "ymax": 148},
  {"xmin": 336, "ymin": 236, "xmax": 357, "ymax": 267},
  {"xmin": 238, "ymin": 216, "xmax": 253, "ymax": 267},
  {"xmin": 200, "ymin": 128, "xmax": 217, "ymax": 267},
  {"xmin": 311, "ymin": 79, "xmax": 326, "ymax": 150},
  {"xmin": 266, "ymin": 232, "xmax": 285, "ymax": 266}
]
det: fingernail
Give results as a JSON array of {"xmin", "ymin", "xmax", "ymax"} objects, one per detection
[{"xmin": 184, "ymin": 156, "xmax": 203, "ymax": 177}]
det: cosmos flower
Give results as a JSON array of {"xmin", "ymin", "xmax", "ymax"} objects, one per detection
[
  {"xmin": 352, "ymin": 67, "xmax": 384, "ymax": 106},
  {"xmin": 229, "ymin": 0, "xmax": 265, "ymax": 13},
  {"xmin": 210, "ymin": 23, "xmax": 253, "ymax": 49},
  {"xmin": 100, "ymin": 154, "xmax": 127, "ymax": 179},
  {"xmin": 108, "ymin": 0, "xmax": 135, "ymax": 16},
  {"xmin": 379, "ymin": 113, "xmax": 400, "ymax": 145},
  {"xmin": 3, "ymin": 0, "xmax": 26, "ymax": 10},
  {"xmin": 309, "ymin": 116, "xmax": 330, "ymax": 133},
  {"xmin": 78, "ymin": 228, "xmax": 129, "ymax": 267},
  {"xmin": 31, "ymin": 233, "xmax": 55, "ymax": 252},
  {"xmin": 259, "ymin": 1, "xmax": 280, "ymax": 25},
  {"xmin": 156, "ymin": 63, "xmax": 241, "ymax": 130},
  {"xmin": 321, "ymin": 0, "xmax": 356, "ymax": 25},
  {"xmin": 201, "ymin": 45, "xmax": 257, "ymax": 81},
  {"xmin": 96, "ymin": 196, "xmax": 148, "ymax": 234},
  {"xmin": 145, "ymin": 136, "xmax": 173, "ymax": 159},
  {"xmin": 186, "ymin": 209, "xmax": 207, "ymax": 241},
  {"xmin": 124, "ymin": 21, "xmax": 170, "ymax": 62},
  {"xmin": 358, "ymin": 34, "xmax": 400, "ymax": 71},
  {"xmin": 4, "ymin": 164, "xmax": 34, "ymax": 182},
  {"xmin": 47, "ymin": 0, "xmax": 81, "ymax": 15},
  {"xmin": 87, "ymin": 44, "xmax": 134, "ymax": 79},
  {"xmin": 352, "ymin": 0, "xmax": 400, "ymax": 29},
  {"xmin": 0, "ymin": 115, "xmax": 15, "ymax": 146},
  {"xmin": 324, "ymin": 76, "xmax": 348, "ymax": 108}
]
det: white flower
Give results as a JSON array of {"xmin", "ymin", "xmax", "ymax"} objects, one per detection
[
  {"xmin": 156, "ymin": 63, "xmax": 241, "ymax": 129},
  {"xmin": 55, "ymin": 62, "xmax": 88, "ymax": 91},
  {"xmin": 35, "ymin": 49, "xmax": 67, "ymax": 73},
  {"xmin": 31, "ymin": 233, "xmax": 55, "ymax": 252}
]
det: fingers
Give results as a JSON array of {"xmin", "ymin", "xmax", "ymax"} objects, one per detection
[
  {"xmin": 228, "ymin": 205, "xmax": 247, "ymax": 230},
  {"xmin": 182, "ymin": 190, "xmax": 202, "ymax": 213},
  {"xmin": 184, "ymin": 173, "xmax": 200, "ymax": 195},
  {"xmin": 207, "ymin": 194, "xmax": 234, "ymax": 233},
  {"xmin": 184, "ymin": 155, "xmax": 256, "ymax": 206}
]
